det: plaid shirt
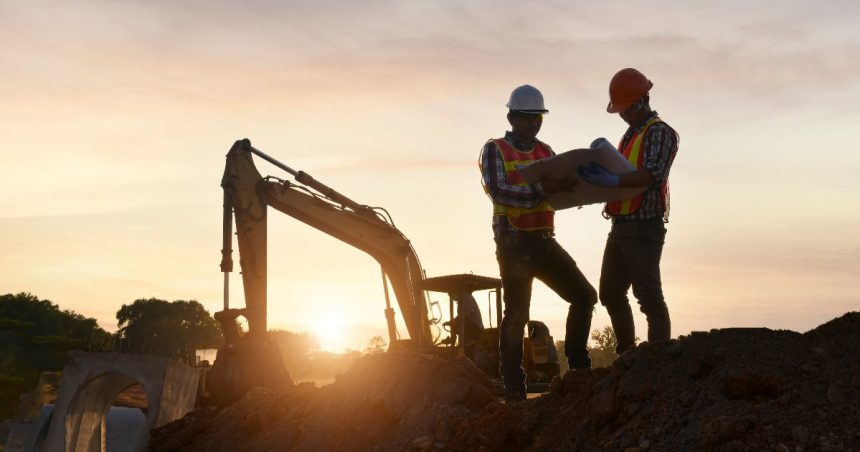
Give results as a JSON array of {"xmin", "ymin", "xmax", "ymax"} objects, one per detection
[
  {"xmin": 480, "ymin": 131, "xmax": 554, "ymax": 236},
  {"xmin": 611, "ymin": 112, "xmax": 679, "ymax": 222}
]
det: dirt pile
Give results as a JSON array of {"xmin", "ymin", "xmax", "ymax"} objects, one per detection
[
  {"xmin": 451, "ymin": 312, "xmax": 860, "ymax": 451},
  {"xmin": 150, "ymin": 312, "xmax": 860, "ymax": 451},
  {"xmin": 149, "ymin": 351, "xmax": 496, "ymax": 451}
]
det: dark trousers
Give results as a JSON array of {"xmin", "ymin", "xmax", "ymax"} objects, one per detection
[
  {"xmin": 495, "ymin": 233, "xmax": 596, "ymax": 394},
  {"xmin": 600, "ymin": 219, "xmax": 670, "ymax": 353}
]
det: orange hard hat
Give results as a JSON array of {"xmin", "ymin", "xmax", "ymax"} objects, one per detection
[{"xmin": 607, "ymin": 68, "xmax": 653, "ymax": 113}]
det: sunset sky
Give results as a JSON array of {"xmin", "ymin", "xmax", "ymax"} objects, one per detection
[{"xmin": 2, "ymin": 0, "xmax": 858, "ymax": 352}]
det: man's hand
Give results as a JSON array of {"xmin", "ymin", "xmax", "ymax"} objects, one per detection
[
  {"xmin": 577, "ymin": 162, "xmax": 620, "ymax": 188},
  {"xmin": 541, "ymin": 174, "xmax": 578, "ymax": 194}
]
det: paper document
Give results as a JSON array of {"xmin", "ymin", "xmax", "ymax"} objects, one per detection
[{"xmin": 518, "ymin": 138, "xmax": 647, "ymax": 210}]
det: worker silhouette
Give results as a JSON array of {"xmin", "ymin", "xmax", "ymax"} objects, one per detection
[
  {"xmin": 479, "ymin": 85, "xmax": 597, "ymax": 403},
  {"xmin": 578, "ymin": 68, "xmax": 680, "ymax": 353},
  {"xmin": 441, "ymin": 290, "xmax": 484, "ymax": 358}
]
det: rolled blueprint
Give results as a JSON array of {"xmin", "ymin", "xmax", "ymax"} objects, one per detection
[{"xmin": 518, "ymin": 138, "xmax": 647, "ymax": 210}]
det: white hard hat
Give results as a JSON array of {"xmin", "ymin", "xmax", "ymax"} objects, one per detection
[{"xmin": 506, "ymin": 84, "xmax": 548, "ymax": 113}]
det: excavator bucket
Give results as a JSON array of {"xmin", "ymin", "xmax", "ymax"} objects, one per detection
[
  {"xmin": 208, "ymin": 335, "xmax": 293, "ymax": 406},
  {"xmin": 207, "ymin": 309, "xmax": 293, "ymax": 406}
]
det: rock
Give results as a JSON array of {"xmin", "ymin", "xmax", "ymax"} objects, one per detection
[
  {"xmin": 549, "ymin": 375, "xmax": 564, "ymax": 393},
  {"xmin": 826, "ymin": 384, "xmax": 843, "ymax": 404},
  {"xmin": 798, "ymin": 363, "xmax": 815, "ymax": 373},
  {"xmin": 625, "ymin": 402, "xmax": 642, "ymax": 417},
  {"xmin": 412, "ymin": 435, "xmax": 434, "ymax": 451},
  {"xmin": 665, "ymin": 342, "xmax": 683, "ymax": 356},
  {"xmin": 463, "ymin": 383, "xmax": 497, "ymax": 410},
  {"xmin": 721, "ymin": 371, "xmax": 782, "ymax": 400},
  {"xmin": 435, "ymin": 417, "xmax": 450, "ymax": 442},
  {"xmin": 791, "ymin": 426, "xmax": 810, "ymax": 444},
  {"xmin": 591, "ymin": 389, "xmax": 618, "ymax": 425},
  {"xmin": 774, "ymin": 444, "xmax": 790, "ymax": 452},
  {"xmin": 686, "ymin": 359, "xmax": 705, "ymax": 378},
  {"xmin": 701, "ymin": 415, "xmax": 752, "ymax": 444}
]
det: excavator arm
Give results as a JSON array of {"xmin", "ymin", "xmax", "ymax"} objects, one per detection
[{"xmin": 219, "ymin": 138, "xmax": 433, "ymax": 347}]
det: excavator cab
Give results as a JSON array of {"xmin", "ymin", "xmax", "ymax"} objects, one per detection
[{"xmin": 421, "ymin": 274, "xmax": 560, "ymax": 392}]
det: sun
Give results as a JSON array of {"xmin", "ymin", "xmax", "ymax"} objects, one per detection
[{"xmin": 313, "ymin": 315, "xmax": 345, "ymax": 353}]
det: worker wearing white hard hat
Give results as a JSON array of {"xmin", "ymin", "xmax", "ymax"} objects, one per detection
[
  {"xmin": 506, "ymin": 84, "xmax": 549, "ymax": 114},
  {"xmin": 479, "ymin": 85, "xmax": 596, "ymax": 403}
]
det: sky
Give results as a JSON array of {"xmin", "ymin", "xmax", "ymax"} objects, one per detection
[{"xmin": 2, "ymin": 0, "xmax": 858, "ymax": 352}]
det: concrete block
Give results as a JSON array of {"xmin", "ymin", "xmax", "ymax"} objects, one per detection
[{"xmin": 39, "ymin": 351, "xmax": 198, "ymax": 452}]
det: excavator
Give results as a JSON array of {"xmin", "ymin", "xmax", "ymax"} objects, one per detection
[{"xmin": 207, "ymin": 139, "xmax": 559, "ymax": 405}]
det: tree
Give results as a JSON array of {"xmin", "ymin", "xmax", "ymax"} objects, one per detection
[
  {"xmin": 556, "ymin": 326, "xmax": 641, "ymax": 372},
  {"xmin": 591, "ymin": 325, "xmax": 618, "ymax": 354},
  {"xmin": 588, "ymin": 325, "xmax": 619, "ymax": 368},
  {"xmin": 269, "ymin": 329, "xmax": 319, "ymax": 370},
  {"xmin": 0, "ymin": 292, "xmax": 106, "ymax": 344},
  {"xmin": 588, "ymin": 325, "xmax": 640, "ymax": 368},
  {"xmin": 0, "ymin": 292, "xmax": 109, "ymax": 420},
  {"xmin": 116, "ymin": 298, "xmax": 222, "ymax": 361},
  {"xmin": 364, "ymin": 336, "xmax": 387, "ymax": 354}
]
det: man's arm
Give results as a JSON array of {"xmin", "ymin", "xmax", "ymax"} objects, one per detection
[
  {"xmin": 616, "ymin": 168, "xmax": 654, "ymax": 187},
  {"xmin": 577, "ymin": 125, "xmax": 676, "ymax": 188},
  {"xmin": 480, "ymin": 141, "xmax": 546, "ymax": 208},
  {"xmin": 639, "ymin": 124, "xmax": 677, "ymax": 186}
]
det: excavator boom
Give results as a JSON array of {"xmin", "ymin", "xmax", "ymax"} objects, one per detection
[{"xmin": 219, "ymin": 138, "xmax": 432, "ymax": 346}]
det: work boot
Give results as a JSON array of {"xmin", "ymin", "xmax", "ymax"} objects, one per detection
[
  {"xmin": 503, "ymin": 390, "xmax": 527, "ymax": 404},
  {"xmin": 568, "ymin": 352, "xmax": 592, "ymax": 370}
]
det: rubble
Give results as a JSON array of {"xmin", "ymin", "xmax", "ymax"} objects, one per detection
[{"xmin": 149, "ymin": 312, "xmax": 860, "ymax": 451}]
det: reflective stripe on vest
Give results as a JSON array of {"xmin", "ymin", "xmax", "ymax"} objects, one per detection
[
  {"xmin": 492, "ymin": 138, "xmax": 555, "ymax": 231},
  {"xmin": 605, "ymin": 117, "xmax": 668, "ymax": 217}
]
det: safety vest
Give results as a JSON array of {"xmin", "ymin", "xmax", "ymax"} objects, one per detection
[
  {"xmin": 605, "ymin": 116, "xmax": 670, "ymax": 217},
  {"xmin": 490, "ymin": 138, "xmax": 555, "ymax": 231}
]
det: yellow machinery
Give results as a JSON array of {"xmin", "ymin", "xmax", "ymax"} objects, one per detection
[{"xmin": 208, "ymin": 139, "xmax": 558, "ymax": 404}]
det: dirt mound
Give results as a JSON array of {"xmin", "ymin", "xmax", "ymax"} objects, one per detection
[
  {"xmin": 149, "ymin": 351, "xmax": 497, "ymax": 451},
  {"xmin": 150, "ymin": 312, "xmax": 860, "ymax": 451},
  {"xmin": 451, "ymin": 311, "xmax": 860, "ymax": 451}
]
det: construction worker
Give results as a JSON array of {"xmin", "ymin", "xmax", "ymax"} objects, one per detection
[
  {"xmin": 480, "ymin": 84, "xmax": 597, "ymax": 403},
  {"xmin": 578, "ymin": 68, "xmax": 680, "ymax": 354},
  {"xmin": 441, "ymin": 290, "xmax": 485, "ymax": 359}
]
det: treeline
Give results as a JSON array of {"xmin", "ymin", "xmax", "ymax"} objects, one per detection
[
  {"xmin": 0, "ymin": 292, "xmax": 109, "ymax": 419},
  {"xmin": 115, "ymin": 298, "xmax": 222, "ymax": 362},
  {"xmin": 0, "ymin": 292, "xmax": 372, "ymax": 421},
  {"xmin": 0, "ymin": 292, "xmax": 224, "ymax": 420}
]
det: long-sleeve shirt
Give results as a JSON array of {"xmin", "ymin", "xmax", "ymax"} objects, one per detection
[
  {"xmin": 480, "ymin": 131, "xmax": 553, "ymax": 235},
  {"xmin": 614, "ymin": 111, "xmax": 679, "ymax": 221}
]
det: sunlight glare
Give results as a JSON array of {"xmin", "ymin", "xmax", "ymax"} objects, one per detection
[{"xmin": 313, "ymin": 314, "xmax": 345, "ymax": 353}]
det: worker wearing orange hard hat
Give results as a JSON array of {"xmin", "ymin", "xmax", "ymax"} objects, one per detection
[{"xmin": 577, "ymin": 68, "xmax": 680, "ymax": 354}]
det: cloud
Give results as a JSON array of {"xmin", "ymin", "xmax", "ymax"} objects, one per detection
[{"xmin": 3, "ymin": 0, "xmax": 859, "ymax": 114}]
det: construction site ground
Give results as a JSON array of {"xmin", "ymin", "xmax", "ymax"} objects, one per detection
[{"xmin": 149, "ymin": 311, "xmax": 860, "ymax": 451}]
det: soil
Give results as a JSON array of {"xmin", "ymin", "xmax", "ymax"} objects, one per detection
[
  {"xmin": 114, "ymin": 383, "xmax": 148, "ymax": 410},
  {"xmin": 149, "ymin": 312, "xmax": 860, "ymax": 451}
]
